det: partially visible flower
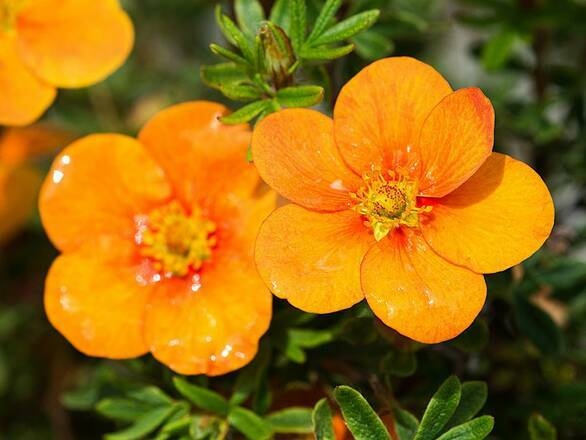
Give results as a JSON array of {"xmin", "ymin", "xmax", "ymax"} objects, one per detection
[
  {"xmin": 252, "ymin": 57, "xmax": 554, "ymax": 343},
  {"xmin": 0, "ymin": 0, "xmax": 134, "ymax": 126},
  {"xmin": 40, "ymin": 101, "xmax": 275, "ymax": 375},
  {"xmin": 0, "ymin": 124, "xmax": 70, "ymax": 242}
]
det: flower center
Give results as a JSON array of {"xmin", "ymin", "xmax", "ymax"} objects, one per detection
[
  {"xmin": 351, "ymin": 168, "xmax": 431, "ymax": 241},
  {"xmin": 138, "ymin": 201, "xmax": 216, "ymax": 277},
  {"xmin": 0, "ymin": 0, "xmax": 26, "ymax": 33}
]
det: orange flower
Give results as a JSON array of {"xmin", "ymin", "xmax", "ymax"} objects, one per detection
[
  {"xmin": 39, "ymin": 102, "xmax": 275, "ymax": 375},
  {"xmin": 0, "ymin": 124, "xmax": 69, "ymax": 242},
  {"xmin": 252, "ymin": 57, "xmax": 554, "ymax": 343},
  {"xmin": 0, "ymin": 0, "xmax": 133, "ymax": 126}
]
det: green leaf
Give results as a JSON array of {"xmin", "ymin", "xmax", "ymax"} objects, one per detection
[
  {"xmin": 299, "ymin": 43, "xmax": 354, "ymax": 60},
  {"xmin": 189, "ymin": 416, "xmax": 225, "ymax": 440},
  {"xmin": 105, "ymin": 405, "xmax": 177, "ymax": 440},
  {"xmin": 172, "ymin": 377, "xmax": 229, "ymax": 416},
  {"xmin": 218, "ymin": 11, "xmax": 256, "ymax": 63},
  {"xmin": 446, "ymin": 382, "xmax": 488, "ymax": 429},
  {"xmin": 269, "ymin": 0, "xmax": 290, "ymax": 31},
  {"xmin": 481, "ymin": 30, "xmax": 518, "ymax": 71},
  {"xmin": 221, "ymin": 100, "xmax": 270, "ymax": 124},
  {"xmin": 307, "ymin": 0, "xmax": 343, "ymax": 42},
  {"xmin": 289, "ymin": 0, "xmax": 307, "ymax": 52},
  {"xmin": 220, "ymin": 84, "xmax": 262, "ymax": 101},
  {"xmin": 395, "ymin": 408, "xmax": 419, "ymax": 440},
  {"xmin": 334, "ymin": 386, "xmax": 391, "ymax": 440},
  {"xmin": 513, "ymin": 293, "xmax": 564, "ymax": 355},
  {"xmin": 436, "ymin": 416, "xmax": 494, "ymax": 440},
  {"xmin": 128, "ymin": 386, "xmax": 173, "ymax": 406},
  {"xmin": 528, "ymin": 413, "xmax": 557, "ymax": 440},
  {"xmin": 311, "ymin": 10, "xmax": 380, "ymax": 46},
  {"xmin": 228, "ymin": 406, "xmax": 273, "ymax": 440},
  {"xmin": 235, "ymin": 0, "xmax": 265, "ymax": 38},
  {"xmin": 200, "ymin": 63, "xmax": 248, "ymax": 89},
  {"xmin": 96, "ymin": 398, "xmax": 149, "ymax": 422},
  {"xmin": 313, "ymin": 398, "xmax": 335, "ymax": 440},
  {"xmin": 209, "ymin": 44, "xmax": 248, "ymax": 65},
  {"xmin": 267, "ymin": 407, "xmax": 313, "ymax": 433},
  {"xmin": 352, "ymin": 30, "xmax": 393, "ymax": 60},
  {"xmin": 215, "ymin": 5, "xmax": 236, "ymax": 45},
  {"xmin": 414, "ymin": 376, "xmax": 462, "ymax": 440},
  {"xmin": 276, "ymin": 85, "xmax": 323, "ymax": 107},
  {"xmin": 161, "ymin": 415, "xmax": 192, "ymax": 435},
  {"xmin": 380, "ymin": 350, "xmax": 417, "ymax": 378}
]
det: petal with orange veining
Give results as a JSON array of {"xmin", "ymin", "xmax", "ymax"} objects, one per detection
[
  {"xmin": 334, "ymin": 57, "xmax": 452, "ymax": 175},
  {"xmin": 252, "ymin": 109, "xmax": 361, "ymax": 211},
  {"xmin": 255, "ymin": 205, "xmax": 373, "ymax": 313},
  {"xmin": 416, "ymin": 88, "xmax": 494, "ymax": 197},
  {"xmin": 39, "ymin": 134, "xmax": 171, "ymax": 253},
  {"xmin": 421, "ymin": 153, "xmax": 554, "ymax": 274},
  {"xmin": 16, "ymin": 0, "xmax": 133, "ymax": 88},
  {"xmin": 362, "ymin": 230, "xmax": 486, "ymax": 343}
]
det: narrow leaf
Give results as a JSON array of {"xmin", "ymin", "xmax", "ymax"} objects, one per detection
[
  {"xmin": 105, "ymin": 405, "xmax": 176, "ymax": 440},
  {"xmin": 334, "ymin": 386, "xmax": 391, "ymax": 440},
  {"xmin": 228, "ymin": 406, "xmax": 273, "ymax": 440},
  {"xmin": 220, "ymin": 84, "xmax": 262, "ymax": 101},
  {"xmin": 352, "ymin": 30, "xmax": 393, "ymax": 60},
  {"xmin": 436, "ymin": 416, "xmax": 494, "ymax": 440},
  {"xmin": 313, "ymin": 398, "xmax": 335, "ymax": 440},
  {"xmin": 312, "ymin": 10, "xmax": 380, "ymax": 46},
  {"xmin": 446, "ymin": 382, "xmax": 488, "ymax": 429},
  {"xmin": 481, "ymin": 30, "xmax": 518, "ymax": 71},
  {"xmin": 289, "ymin": 0, "xmax": 307, "ymax": 52},
  {"xmin": 210, "ymin": 44, "xmax": 248, "ymax": 65},
  {"xmin": 173, "ymin": 377, "xmax": 228, "ymax": 416},
  {"xmin": 128, "ymin": 387, "xmax": 173, "ymax": 406},
  {"xmin": 221, "ymin": 100, "xmax": 269, "ymax": 124},
  {"xmin": 269, "ymin": 0, "xmax": 290, "ymax": 31},
  {"xmin": 267, "ymin": 407, "xmax": 313, "ymax": 433},
  {"xmin": 395, "ymin": 408, "xmax": 419, "ymax": 440},
  {"xmin": 307, "ymin": 0, "xmax": 343, "ymax": 42},
  {"xmin": 215, "ymin": 5, "xmax": 236, "ymax": 45},
  {"xmin": 96, "ymin": 398, "xmax": 149, "ymax": 422},
  {"xmin": 235, "ymin": 0, "xmax": 265, "ymax": 38},
  {"xmin": 528, "ymin": 413, "xmax": 557, "ymax": 440},
  {"xmin": 414, "ymin": 376, "xmax": 462, "ymax": 440},
  {"xmin": 299, "ymin": 43, "xmax": 354, "ymax": 60},
  {"xmin": 200, "ymin": 63, "xmax": 248, "ymax": 89},
  {"xmin": 277, "ymin": 85, "xmax": 324, "ymax": 107},
  {"xmin": 219, "ymin": 12, "xmax": 256, "ymax": 63}
]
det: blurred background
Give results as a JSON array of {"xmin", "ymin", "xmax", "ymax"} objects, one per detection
[{"xmin": 1, "ymin": 0, "xmax": 585, "ymax": 438}]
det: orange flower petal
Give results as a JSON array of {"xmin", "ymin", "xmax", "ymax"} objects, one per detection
[
  {"xmin": 334, "ymin": 57, "xmax": 452, "ymax": 175},
  {"xmin": 362, "ymin": 230, "xmax": 486, "ymax": 343},
  {"xmin": 416, "ymin": 88, "xmax": 494, "ymax": 197},
  {"xmin": 0, "ymin": 37, "xmax": 55, "ymax": 126},
  {"xmin": 45, "ymin": 240, "xmax": 150, "ymax": 358},
  {"xmin": 252, "ymin": 109, "xmax": 362, "ymax": 211},
  {"xmin": 16, "ymin": 0, "xmax": 133, "ymax": 88},
  {"xmin": 138, "ymin": 101, "xmax": 259, "ymax": 208},
  {"xmin": 144, "ymin": 250, "xmax": 272, "ymax": 376},
  {"xmin": 255, "ymin": 205, "xmax": 373, "ymax": 313},
  {"xmin": 421, "ymin": 153, "xmax": 554, "ymax": 273},
  {"xmin": 39, "ymin": 134, "xmax": 171, "ymax": 253},
  {"xmin": 0, "ymin": 164, "xmax": 41, "ymax": 243}
]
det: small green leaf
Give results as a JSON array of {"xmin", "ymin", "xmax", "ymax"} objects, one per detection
[
  {"xmin": 267, "ymin": 407, "xmax": 313, "ymax": 433},
  {"xmin": 334, "ymin": 386, "xmax": 391, "ymax": 440},
  {"xmin": 96, "ymin": 398, "xmax": 149, "ymax": 422},
  {"xmin": 228, "ymin": 406, "xmax": 273, "ymax": 440},
  {"xmin": 513, "ymin": 293, "xmax": 564, "ymax": 355},
  {"xmin": 235, "ymin": 0, "xmax": 265, "ymax": 38},
  {"xmin": 218, "ymin": 11, "xmax": 256, "ymax": 63},
  {"xmin": 313, "ymin": 398, "xmax": 335, "ymax": 440},
  {"xmin": 221, "ymin": 100, "xmax": 270, "ymax": 124},
  {"xmin": 201, "ymin": 63, "xmax": 248, "ymax": 89},
  {"xmin": 209, "ymin": 44, "xmax": 248, "ymax": 65},
  {"xmin": 446, "ymin": 382, "xmax": 488, "ymax": 429},
  {"xmin": 189, "ymin": 416, "xmax": 224, "ymax": 440},
  {"xmin": 105, "ymin": 405, "xmax": 177, "ymax": 440},
  {"xmin": 269, "ymin": 0, "xmax": 290, "ymax": 31},
  {"xmin": 414, "ymin": 376, "xmax": 462, "ymax": 440},
  {"xmin": 172, "ymin": 377, "xmax": 228, "ymax": 416},
  {"xmin": 289, "ymin": 0, "xmax": 307, "ymax": 52},
  {"xmin": 528, "ymin": 413, "xmax": 557, "ymax": 440},
  {"xmin": 395, "ymin": 408, "xmax": 419, "ymax": 440},
  {"xmin": 436, "ymin": 416, "xmax": 494, "ymax": 440},
  {"xmin": 311, "ymin": 10, "xmax": 380, "ymax": 46},
  {"xmin": 215, "ymin": 5, "xmax": 236, "ymax": 45},
  {"xmin": 220, "ymin": 84, "xmax": 262, "ymax": 101},
  {"xmin": 276, "ymin": 85, "xmax": 324, "ymax": 107},
  {"xmin": 128, "ymin": 386, "xmax": 173, "ymax": 406},
  {"xmin": 307, "ymin": 0, "xmax": 343, "ymax": 42},
  {"xmin": 285, "ymin": 342, "xmax": 307, "ymax": 363},
  {"xmin": 481, "ymin": 30, "xmax": 518, "ymax": 71},
  {"xmin": 299, "ymin": 44, "xmax": 354, "ymax": 60},
  {"xmin": 352, "ymin": 30, "xmax": 393, "ymax": 60},
  {"xmin": 161, "ymin": 415, "xmax": 192, "ymax": 435}
]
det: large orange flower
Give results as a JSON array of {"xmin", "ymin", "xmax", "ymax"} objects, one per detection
[
  {"xmin": 253, "ymin": 57, "xmax": 554, "ymax": 343},
  {"xmin": 0, "ymin": 0, "xmax": 133, "ymax": 126},
  {"xmin": 39, "ymin": 102, "xmax": 275, "ymax": 375}
]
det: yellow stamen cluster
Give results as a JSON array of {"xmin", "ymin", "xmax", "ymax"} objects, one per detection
[
  {"xmin": 0, "ymin": 0, "xmax": 26, "ymax": 33},
  {"xmin": 139, "ymin": 201, "xmax": 216, "ymax": 277},
  {"xmin": 351, "ymin": 167, "xmax": 432, "ymax": 241}
]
